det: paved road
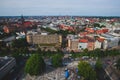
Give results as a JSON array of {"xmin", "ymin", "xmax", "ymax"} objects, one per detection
[{"xmin": 101, "ymin": 56, "xmax": 120, "ymax": 80}]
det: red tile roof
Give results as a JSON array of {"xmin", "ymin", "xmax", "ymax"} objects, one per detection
[
  {"xmin": 24, "ymin": 21, "xmax": 32, "ymax": 27},
  {"xmin": 102, "ymin": 29, "xmax": 109, "ymax": 33},
  {"xmin": 79, "ymin": 32, "xmax": 88, "ymax": 36},
  {"xmin": 96, "ymin": 30, "xmax": 103, "ymax": 34},
  {"xmin": 97, "ymin": 38, "xmax": 105, "ymax": 42},
  {"xmin": 85, "ymin": 28, "xmax": 94, "ymax": 33},
  {"xmin": 79, "ymin": 39, "xmax": 88, "ymax": 43}
]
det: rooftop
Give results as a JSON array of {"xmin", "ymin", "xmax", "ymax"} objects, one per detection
[{"xmin": 0, "ymin": 57, "xmax": 13, "ymax": 69}]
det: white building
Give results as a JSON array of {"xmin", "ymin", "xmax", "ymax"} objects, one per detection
[
  {"xmin": 94, "ymin": 40, "xmax": 102, "ymax": 49},
  {"xmin": 78, "ymin": 43, "xmax": 88, "ymax": 50},
  {"xmin": 101, "ymin": 34, "xmax": 119, "ymax": 49}
]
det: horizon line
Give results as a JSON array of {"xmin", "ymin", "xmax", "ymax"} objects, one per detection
[{"xmin": 0, "ymin": 15, "xmax": 120, "ymax": 17}]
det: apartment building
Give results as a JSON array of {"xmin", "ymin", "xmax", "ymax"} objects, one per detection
[{"xmin": 26, "ymin": 33, "xmax": 62, "ymax": 51}]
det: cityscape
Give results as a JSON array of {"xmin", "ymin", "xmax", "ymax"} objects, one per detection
[{"xmin": 0, "ymin": 0, "xmax": 120, "ymax": 80}]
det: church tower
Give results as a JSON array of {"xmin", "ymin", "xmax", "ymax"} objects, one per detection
[{"xmin": 21, "ymin": 14, "xmax": 25, "ymax": 24}]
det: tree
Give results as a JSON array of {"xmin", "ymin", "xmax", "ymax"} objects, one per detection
[
  {"xmin": 25, "ymin": 54, "xmax": 45, "ymax": 75},
  {"xmin": 115, "ymin": 58, "xmax": 120, "ymax": 70},
  {"xmin": 83, "ymin": 48, "xmax": 88, "ymax": 53},
  {"xmin": 37, "ymin": 48, "xmax": 42, "ymax": 53},
  {"xmin": 100, "ymin": 25, "xmax": 106, "ymax": 28},
  {"xmin": 89, "ymin": 48, "xmax": 102, "ymax": 57},
  {"xmin": 78, "ymin": 61, "xmax": 96, "ymax": 80},
  {"xmin": 93, "ymin": 23, "xmax": 100, "ymax": 27},
  {"xmin": 51, "ymin": 54, "xmax": 62, "ymax": 67},
  {"xmin": 20, "ymin": 47, "xmax": 29, "ymax": 54},
  {"xmin": 95, "ymin": 59, "xmax": 102, "ymax": 70},
  {"xmin": 12, "ymin": 52, "xmax": 23, "ymax": 64},
  {"xmin": 12, "ymin": 38, "xmax": 28, "ymax": 48},
  {"xmin": 0, "ymin": 41, "xmax": 6, "ymax": 48}
]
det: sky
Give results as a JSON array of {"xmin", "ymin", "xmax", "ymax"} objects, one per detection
[{"xmin": 0, "ymin": 0, "xmax": 120, "ymax": 16}]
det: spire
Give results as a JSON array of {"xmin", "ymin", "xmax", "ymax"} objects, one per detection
[{"xmin": 21, "ymin": 14, "xmax": 25, "ymax": 24}]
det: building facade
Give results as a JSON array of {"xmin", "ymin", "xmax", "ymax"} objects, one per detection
[{"xmin": 26, "ymin": 33, "xmax": 62, "ymax": 51}]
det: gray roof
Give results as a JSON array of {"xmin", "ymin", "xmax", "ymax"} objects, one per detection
[{"xmin": 0, "ymin": 57, "xmax": 12, "ymax": 69}]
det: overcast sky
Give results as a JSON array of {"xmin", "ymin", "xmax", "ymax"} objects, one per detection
[{"xmin": 0, "ymin": 0, "xmax": 120, "ymax": 16}]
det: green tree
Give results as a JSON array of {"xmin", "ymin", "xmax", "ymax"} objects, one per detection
[
  {"xmin": 21, "ymin": 47, "xmax": 29, "ymax": 54},
  {"xmin": 95, "ymin": 59, "xmax": 102, "ymax": 70},
  {"xmin": 12, "ymin": 52, "xmax": 23, "ymax": 64},
  {"xmin": 37, "ymin": 48, "xmax": 42, "ymax": 53},
  {"xmin": 0, "ymin": 41, "xmax": 6, "ymax": 48},
  {"xmin": 93, "ymin": 23, "xmax": 100, "ymax": 27},
  {"xmin": 51, "ymin": 54, "xmax": 62, "ymax": 67},
  {"xmin": 83, "ymin": 48, "xmax": 88, "ymax": 53},
  {"xmin": 100, "ymin": 25, "xmax": 106, "ymax": 28},
  {"xmin": 25, "ymin": 54, "xmax": 45, "ymax": 75},
  {"xmin": 12, "ymin": 38, "xmax": 28, "ymax": 48},
  {"xmin": 89, "ymin": 48, "xmax": 102, "ymax": 57},
  {"xmin": 78, "ymin": 61, "xmax": 96, "ymax": 80}
]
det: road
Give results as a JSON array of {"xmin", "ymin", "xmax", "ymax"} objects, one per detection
[{"xmin": 101, "ymin": 56, "xmax": 120, "ymax": 80}]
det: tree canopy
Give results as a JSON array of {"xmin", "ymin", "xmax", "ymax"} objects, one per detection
[
  {"xmin": 95, "ymin": 59, "xmax": 102, "ymax": 70},
  {"xmin": 25, "ymin": 54, "xmax": 45, "ymax": 75},
  {"xmin": 93, "ymin": 23, "xmax": 100, "ymax": 27},
  {"xmin": 12, "ymin": 38, "xmax": 28, "ymax": 48},
  {"xmin": 71, "ymin": 49, "xmax": 120, "ymax": 58},
  {"xmin": 78, "ymin": 61, "xmax": 96, "ymax": 80},
  {"xmin": 51, "ymin": 54, "xmax": 62, "ymax": 67}
]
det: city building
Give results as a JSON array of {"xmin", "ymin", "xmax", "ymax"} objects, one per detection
[
  {"xmin": 68, "ymin": 39, "xmax": 79, "ymax": 52},
  {"xmin": 94, "ymin": 38, "xmax": 104, "ymax": 49},
  {"xmin": 100, "ymin": 34, "xmax": 119, "ymax": 49},
  {"xmin": 3, "ymin": 26, "xmax": 17, "ymax": 33},
  {"xmin": 1, "ymin": 36, "xmax": 16, "ymax": 47},
  {"xmin": 26, "ymin": 33, "xmax": 62, "ymax": 51},
  {"xmin": 78, "ymin": 39, "xmax": 88, "ymax": 50}
]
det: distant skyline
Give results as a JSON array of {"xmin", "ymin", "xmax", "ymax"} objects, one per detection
[{"xmin": 0, "ymin": 0, "xmax": 120, "ymax": 16}]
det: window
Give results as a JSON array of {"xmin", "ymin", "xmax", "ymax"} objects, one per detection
[{"xmin": 79, "ymin": 46, "xmax": 82, "ymax": 48}]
